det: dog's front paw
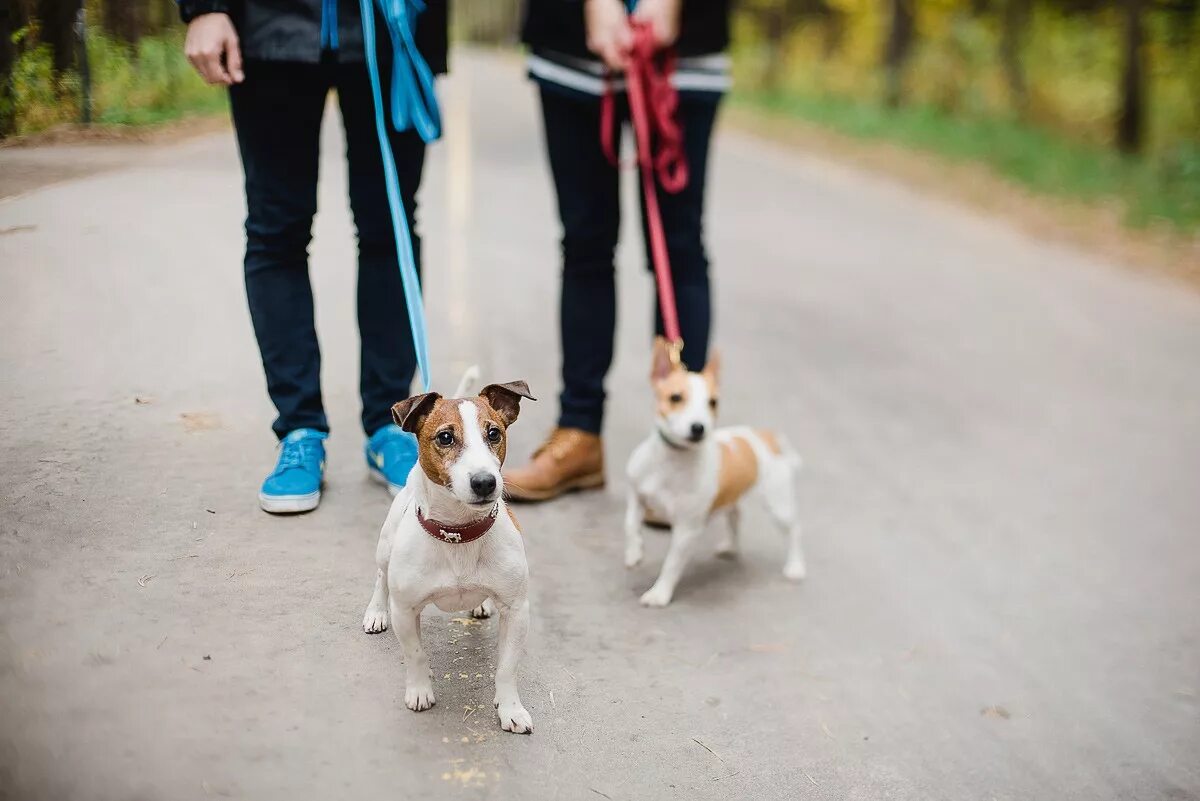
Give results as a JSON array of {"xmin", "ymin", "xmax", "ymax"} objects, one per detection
[
  {"xmin": 404, "ymin": 682, "xmax": 436, "ymax": 712},
  {"xmin": 639, "ymin": 585, "xmax": 673, "ymax": 608},
  {"xmin": 783, "ymin": 559, "xmax": 807, "ymax": 581},
  {"xmin": 471, "ymin": 598, "xmax": 495, "ymax": 619},
  {"xmin": 363, "ymin": 604, "xmax": 389, "ymax": 633},
  {"xmin": 624, "ymin": 543, "xmax": 643, "ymax": 568},
  {"xmin": 496, "ymin": 701, "xmax": 533, "ymax": 734}
]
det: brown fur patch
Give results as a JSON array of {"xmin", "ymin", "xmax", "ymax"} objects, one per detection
[
  {"xmin": 757, "ymin": 429, "xmax": 782, "ymax": 455},
  {"xmin": 711, "ymin": 435, "xmax": 759, "ymax": 512},
  {"xmin": 414, "ymin": 399, "xmax": 462, "ymax": 488},
  {"xmin": 653, "ymin": 369, "xmax": 691, "ymax": 419},
  {"xmin": 506, "ymin": 506, "xmax": 521, "ymax": 533}
]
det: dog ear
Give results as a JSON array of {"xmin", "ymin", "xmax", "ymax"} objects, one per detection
[
  {"xmin": 701, "ymin": 348, "xmax": 721, "ymax": 384},
  {"xmin": 391, "ymin": 392, "xmax": 441, "ymax": 434},
  {"xmin": 651, "ymin": 337, "xmax": 674, "ymax": 383},
  {"xmin": 480, "ymin": 381, "xmax": 536, "ymax": 426}
]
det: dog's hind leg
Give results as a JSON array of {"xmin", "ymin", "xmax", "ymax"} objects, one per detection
[
  {"xmin": 362, "ymin": 568, "xmax": 390, "ymax": 633},
  {"xmin": 640, "ymin": 518, "xmax": 704, "ymax": 607},
  {"xmin": 715, "ymin": 505, "xmax": 741, "ymax": 559},
  {"xmin": 471, "ymin": 598, "xmax": 496, "ymax": 619},
  {"xmin": 493, "ymin": 597, "xmax": 533, "ymax": 734},
  {"xmin": 391, "ymin": 602, "xmax": 435, "ymax": 711},
  {"xmin": 763, "ymin": 465, "xmax": 805, "ymax": 581}
]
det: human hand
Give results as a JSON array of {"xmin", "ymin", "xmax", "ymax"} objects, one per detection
[
  {"xmin": 631, "ymin": 0, "xmax": 681, "ymax": 48},
  {"xmin": 585, "ymin": 0, "xmax": 633, "ymax": 71},
  {"xmin": 184, "ymin": 13, "xmax": 244, "ymax": 85}
]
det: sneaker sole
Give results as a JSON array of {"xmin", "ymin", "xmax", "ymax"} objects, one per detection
[
  {"xmin": 259, "ymin": 489, "xmax": 321, "ymax": 514},
  {"xmin": 367, "ymin": 466, "xmax": 404, "ymax": 497},
  {"xmin": 504, "ymin": 471, "xmax": 605, "ymax": 503}
]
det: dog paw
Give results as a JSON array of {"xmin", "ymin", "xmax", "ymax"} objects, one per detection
[
  {"xmin": 714, "ymin": 541, "xmax": 739, "ymax": 559},
  {"xmin": 639, "ymin": 586, "xmax": 673, "ymax": 608},
  {"xmin": 783, "ymin": 559, "xmax": 807, "ymax": 581},
  {"xmin": 496, "ymin": 701, "xmax": 533, "ymax": 734},
  {"xmin": 362, "ymin": 604, "xmax": 389, "ymax": 633},
  {"xmin": 404, "ymin": 682, "xmax": 436, "ymax": 712},
  {"xmin": 471, "ymin": 598, "xmax": 495, "ymax": 619},
  {"xmin": 624, "ymin": 544, "xmax": 643, "ymax": 568}
]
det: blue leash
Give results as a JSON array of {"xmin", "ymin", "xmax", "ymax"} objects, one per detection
[{"xmin": 359, "ymin": 0, "xmax": 440, "ymax": 392}]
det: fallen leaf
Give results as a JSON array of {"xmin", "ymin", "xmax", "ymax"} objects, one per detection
[{"xmin": 980, "ymin": 705, "xmax": 1011, "ymax": 720}]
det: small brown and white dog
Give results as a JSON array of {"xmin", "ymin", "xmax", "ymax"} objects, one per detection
[
  {"xmin": 362, "ymin": 367, "xmax": 537, "ymax": 734},
  {"xmin": 624, "ymin": 339, "xmax": 806, "ymax": 607}
]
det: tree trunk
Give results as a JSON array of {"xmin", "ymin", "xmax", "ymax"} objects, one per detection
[
  {"xmin": 103, "ymin": 0, "xmax": 146, "ymax": 44},
  {"xmin": 762, "ymin": 8, "xmax": 788, "ymax": 93},
  {"xmin": 883, "ymin": 0, "xmax": 915, "ymax": 107},
  {"xmin": 1116, "ymin": 0, "xmax": 1146, "ymax": 153},
  {"xmin": 36, "ymin": 0, "xmax": 78, "ymax": 73},
  {"xmin": 1000, "ymin": 0, "xmax": 1029, "ymax": 116}
]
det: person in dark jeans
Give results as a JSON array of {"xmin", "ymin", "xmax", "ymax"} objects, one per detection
[
  {"xmin": 506, "ymin": 0, "xmax": 731, "ymax": 501},
  {"xmin": 180, "ymin": 0, "xmax": 447, "ymax": 513}
]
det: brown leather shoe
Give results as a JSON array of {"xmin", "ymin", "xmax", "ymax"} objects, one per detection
[{"xmin": 503, "ymin": 427, "xmax": 605, "ymax": 502}]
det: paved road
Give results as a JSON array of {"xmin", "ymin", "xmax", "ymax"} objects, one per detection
[{"xmin": 2, "ymin": 50, "xmax": 1198, "ymax": 801}]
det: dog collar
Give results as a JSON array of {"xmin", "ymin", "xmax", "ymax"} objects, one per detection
[{"xmin": 417, "ymin": 503, "xmax": 499, "ymax": 544}]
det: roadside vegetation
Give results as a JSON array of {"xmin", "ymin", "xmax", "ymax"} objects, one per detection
[{"xmin": 732, "ymin": 1, "xmax": 1200, "ymax": 233}]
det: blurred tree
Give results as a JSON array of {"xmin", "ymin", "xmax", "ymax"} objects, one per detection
[
  {"xmin": 1116, "ymin": 0, "xmax": 1146, "ymax": 152},
  {"xmin": 36, "ymin": 0, "xmax": 78, "ymax": 72},
  {"xmin": 883, "ymin": 0, "xmax": 914, "ymax": 106},
  {"xmin": 103, "ymin": 0, "xmax": 146, "ymax": 44},
  {"xmin": 999, "ymin": 0, "xmax": 1029, "ymax": 114}
]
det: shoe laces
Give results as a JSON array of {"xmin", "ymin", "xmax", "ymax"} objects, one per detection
[{"xmin": 277, "ymin": 435, "xmax": 323, "ymax": 473}]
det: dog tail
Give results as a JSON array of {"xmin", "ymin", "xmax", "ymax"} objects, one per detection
[{"xmin": 453, "ymin": 365, "xmax": 481, "ymax": 398}]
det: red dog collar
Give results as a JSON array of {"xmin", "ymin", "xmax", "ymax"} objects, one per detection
[{"xmin": 417, "ymin": 504, "xmax": 499, "ymax": 544}]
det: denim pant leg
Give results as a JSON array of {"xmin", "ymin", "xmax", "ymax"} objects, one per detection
[
  {"xmin": 336, "ymin": 60, "xmax": 428, "ymax": 437},
  {"xmin": 638, "ymin": 96, "xmax": 721, "ymax": 373},
  {"xmin": 539, "ymin": 88, "xmax": 622, "ymax": 435},
  {"xmin": 230, "ymin": 60, "xmax": 331, "ymax": 439}
]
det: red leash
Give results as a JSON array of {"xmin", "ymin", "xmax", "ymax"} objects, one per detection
[{"xmin": 601, "ymin": 20, "xmax": 690, "ymax": 367}]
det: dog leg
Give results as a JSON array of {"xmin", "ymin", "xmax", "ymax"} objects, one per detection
[
  {"xmin": 624, "ymin": 489, "xmax": 645, "ymax": 568},
  {"xmin": 715, "ymin": 506, "xmax": 741, "ymax": 559},
  {"xmin": 390, "ymin": 601, "xmax": 435, "ymax": 711},
  {"xmin": 362, "ymin": 568, "xmax": 390, "ymax": 633},
  {"xmin": 640, "ymin": 519, "xmax": 704, "ymax": 607},
  {"xmin": 765, "ymin": 484, "xmax": 806, "ymax": 581},
  {"xmin": 493, "ymin": 598, "xmax": 533, "ymax": 734},
  {"xmin": 471, "ymin": 598, "xmax": 496, "ymax": 619}
]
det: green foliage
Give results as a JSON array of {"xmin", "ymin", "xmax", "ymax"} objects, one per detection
[
  {"xmin": 737, "ymin": 89, "xmax": 1200, "ymax": 232},
  {"xmin": 5, "ymin": 25, "xmax": 225, "ymax": 136}
]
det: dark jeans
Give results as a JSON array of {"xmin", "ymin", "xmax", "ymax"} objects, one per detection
[
  {"xmin": 538, "ymin": 87, "xmax": 719, "ymax": 435},
  {"xmin": 230, "ymin": 57, "xmax": 426, "ymax": 439}
]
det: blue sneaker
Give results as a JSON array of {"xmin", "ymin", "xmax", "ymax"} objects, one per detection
[
  {"xmin": 366, "ymin": 424, "xmax": 418, "ymax": 496},
  {"xmin": 259, "ymin": 428, "xmax": 327, "ymax": 514}
]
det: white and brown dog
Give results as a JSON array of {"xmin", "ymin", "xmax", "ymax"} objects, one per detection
[
  {"xmin": 363, "ymin": 368, "xmax": 537, "ymax": 734},
  {"xmin": 625, "ymin": 339, "xmax": 806, "ymax": 607}
]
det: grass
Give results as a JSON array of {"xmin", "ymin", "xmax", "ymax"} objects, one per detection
[
  {"xmin": 735, "ymin": 89, "xmax": 1200, "ymax": 235},
  {"xmin": 4, "ymin": 28, "xmax": 227, "ymax": 137}
]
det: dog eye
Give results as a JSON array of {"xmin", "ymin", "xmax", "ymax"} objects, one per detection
[
  {"xmin": 486, "ymin": 427, "xmax": 502, "ymax": 443},
  {"xmin": 709, "ymin": 398, "xmax": 719, "ymax": 410},
  {"xmin": 435, "ymin": 430, "xmax": 455, "ymax": 447},
  {"xmin": 669, "ymin": 393, "xmax": 684, "ymax": 404}
]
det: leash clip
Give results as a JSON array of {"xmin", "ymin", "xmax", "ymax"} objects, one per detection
[{"xmin": 666, "ymin": 338, "xmax": 684, "ymax": 369}]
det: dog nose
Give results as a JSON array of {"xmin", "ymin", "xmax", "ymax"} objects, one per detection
[
  {"xmin": 689, "ymin": 423, "xmax": 706, "ymax": 441},
  {"xmin": 470, "ymin": 472, "xmax": 497, "ymax": 498}
]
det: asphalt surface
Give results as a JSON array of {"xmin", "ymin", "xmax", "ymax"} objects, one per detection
[{"xmin": 1, "ymin": 50, "xmax": 1198, "ymax": 801}]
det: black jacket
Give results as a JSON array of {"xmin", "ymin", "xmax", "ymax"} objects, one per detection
[
  {"xmin": 179, "ymin": 0, "xmax": 448, "ymax": 72},
  {"xmin": 521, "ymin": 0, "xmax": 731, "ymax": 58}
]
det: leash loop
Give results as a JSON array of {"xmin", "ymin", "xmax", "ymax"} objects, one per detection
[
  {"xmin": 601, "ymin": 20, "xmax": 690, "ymax": 363},
  {"xmin": 360, "ymin": 0, "xmax": 439, "ymax": 393}
]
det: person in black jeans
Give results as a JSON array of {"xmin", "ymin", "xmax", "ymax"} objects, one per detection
[
  {"xmin": 506, "ymin": 0, "xmax": 732, "ymax": 501},
  {"xmin": 180, "ymin": 0, "xmax": 447, "ymax": 513}
]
